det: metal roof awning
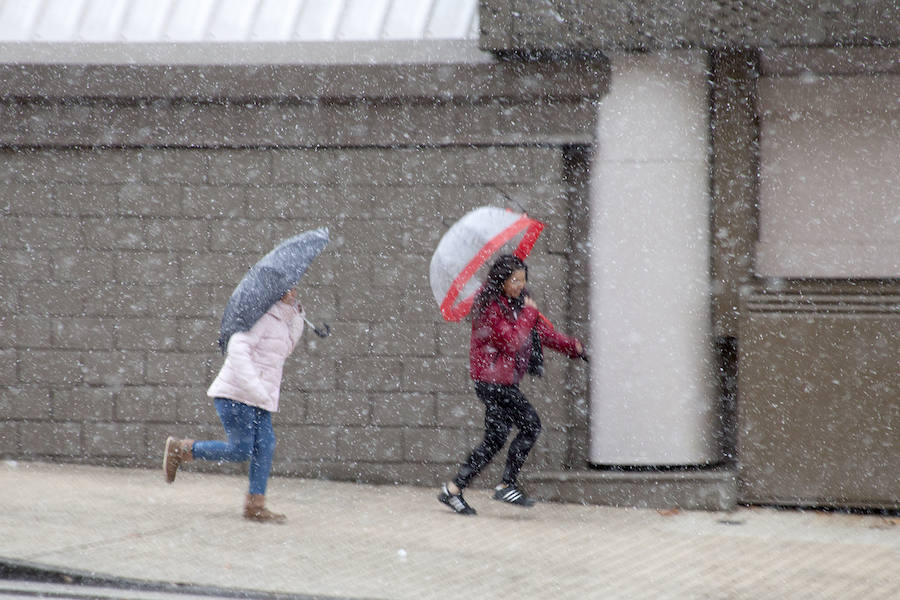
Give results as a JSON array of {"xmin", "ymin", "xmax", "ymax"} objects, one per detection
[
  {"xmin": 0, "ymin": 0, "xmax": 479, "ymax": 43},
  {"xmin": 0, "ymin": 0, "xmax": 484, "ymax": 67}
]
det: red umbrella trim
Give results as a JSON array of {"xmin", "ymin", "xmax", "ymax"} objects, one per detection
[{"xmin": 440, "ymin": 215, "xmax": 544, "ymax": 322}]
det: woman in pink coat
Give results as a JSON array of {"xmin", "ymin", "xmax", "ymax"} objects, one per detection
[{"xmin": 163, "ymin": 287, "xmax": 304, "ymax": 523}]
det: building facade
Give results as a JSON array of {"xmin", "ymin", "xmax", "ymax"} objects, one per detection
[
  {"xmin": 2, "ymin": 1, "xmax": 898, "ymax": 510},
  {"xmin": 0, "ymin": 2, "xmax": 602, "ymax": 492},
  {"xmin": 482, "ymin": 0, "xmax": 900, "ymax": 509}
]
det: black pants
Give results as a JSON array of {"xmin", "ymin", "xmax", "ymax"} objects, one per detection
[{"xmin": 453, "ymin": 382, "xmax": 542, "ymax": 489}]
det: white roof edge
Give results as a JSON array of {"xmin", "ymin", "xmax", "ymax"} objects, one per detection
[
  {"xmin": 0, "ymin": 0, "xmax": 479, "ymax": 43},
  {"xmin": 0, "ymin": 39, "xmax": 495, "ymax": 65}
]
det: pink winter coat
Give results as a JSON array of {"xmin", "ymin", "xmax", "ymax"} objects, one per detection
[{"xmin": 207, "ymin": 301, "xmax": 304, "ymax": 412}]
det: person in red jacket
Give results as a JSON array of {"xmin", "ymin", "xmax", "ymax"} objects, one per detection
[{"xmin": 439, "ymin": 254, "xmax": 584, "ymax": 515}]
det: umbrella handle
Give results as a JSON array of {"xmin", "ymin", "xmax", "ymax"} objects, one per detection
[{"xmin": 303, "ymin": 317, "xmax": 331, "ymax": 338}]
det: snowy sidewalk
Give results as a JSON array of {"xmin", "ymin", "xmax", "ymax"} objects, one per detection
[{"xmin": 2, "ymin": 461, "xmax": 899, "ymax": 600}]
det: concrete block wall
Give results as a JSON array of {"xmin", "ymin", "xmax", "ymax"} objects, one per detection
[
  {"xmin": 0, "ymin": 138, "xmax": 590, "ymax": 486},
  {"xmin": 481, "ymin": 0, "xmax": 900, "ymax": 51},
  {"xmin": 0, "ymin": 50, "xmax": 605, "ymax": 486}
]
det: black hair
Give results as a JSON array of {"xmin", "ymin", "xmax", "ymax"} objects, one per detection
[{"xmin": 471, "ymin": 254, "xmax": 528, "ymax": 318}]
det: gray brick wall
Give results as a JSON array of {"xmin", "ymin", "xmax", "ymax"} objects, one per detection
[{"xmin": 0, "ymin": 76, "xmax": 594, "ymax": 487}]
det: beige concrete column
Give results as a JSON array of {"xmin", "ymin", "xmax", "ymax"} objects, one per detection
[{"xmin": 589, "ymin": 50, "xmax": 718, "ymax": 465}]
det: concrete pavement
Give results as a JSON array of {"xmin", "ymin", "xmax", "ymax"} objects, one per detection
[{"xmin": 2, "ymin": 461, "xmax": 899, "ymax": 600}]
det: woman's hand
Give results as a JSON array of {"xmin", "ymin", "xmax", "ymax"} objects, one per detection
[
  {"xmin": 575, "ymin": 341, "xmax": 584, "ymax": 355},
  {"xmin": 523, "ymin": 295, "xmax": 538, "ymax": 310}
]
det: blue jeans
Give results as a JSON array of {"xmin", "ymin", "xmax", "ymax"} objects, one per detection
[{"xmin": 192, "ymin": 398, "xmax": 276, "ymax": 495}]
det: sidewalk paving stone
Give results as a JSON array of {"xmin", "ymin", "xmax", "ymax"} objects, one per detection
[{"xmin": 1, "ymin": 461, "xmax": 898, "ymax": 600}]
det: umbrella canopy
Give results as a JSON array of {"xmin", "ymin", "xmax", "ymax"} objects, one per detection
[
  {"xmin": 218, "ymin": 227, "xmax": 329, "ymax": 352},
  {"xmin": 429, "ymin": 206, "xmax": 544, "ymax": 322}
]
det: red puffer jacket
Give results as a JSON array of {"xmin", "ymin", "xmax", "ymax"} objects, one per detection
[{"xmin": 469, "ymin": 295, "xmax": 582, "ymax": 385}]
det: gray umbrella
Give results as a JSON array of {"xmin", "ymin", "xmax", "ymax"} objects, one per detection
[{"xmin": 217, "ymin": 227, "xmax": 329, "ymax": 352}]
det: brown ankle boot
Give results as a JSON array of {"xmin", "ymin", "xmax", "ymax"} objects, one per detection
[
  {"xmin": 163, "ymin": 437, "xmax": 194, "ymax": 483},
  {"xmin": 244, "ymin": 494, "xmax": 286, "ymax": 524}
]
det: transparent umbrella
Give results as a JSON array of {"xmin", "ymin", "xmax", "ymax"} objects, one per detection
[{"xmin": 429, "ymin": 206, "xmax": 544, "ymax": 322}]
